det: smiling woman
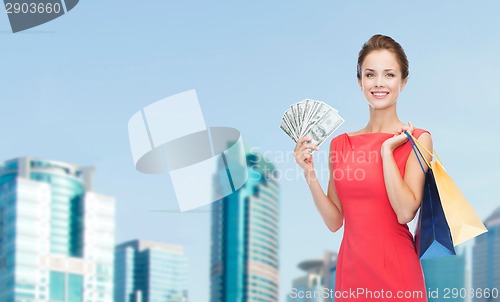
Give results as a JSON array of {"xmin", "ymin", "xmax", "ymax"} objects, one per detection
[
  {"xmin": 293, "ymin": 34, "xmax": 432, "ymax": 302},
  {"xmin": 357, "ymin": 35, "xmax": 409, "ymax": 111}
]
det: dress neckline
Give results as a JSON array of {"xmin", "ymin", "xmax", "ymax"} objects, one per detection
[{"xmin": 344, "ymin": 132, "xmax": 395, "ymax": 138}]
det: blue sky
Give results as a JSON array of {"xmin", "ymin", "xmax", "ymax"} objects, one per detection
[{"xmin": 2, "ymin": 1, "xmax": 499, "ymax": 301}]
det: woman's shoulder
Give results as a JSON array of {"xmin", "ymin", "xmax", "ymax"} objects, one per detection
[
  {"xmin": 413, "ymin": 127, "xmax": 431, "ymax": 139},
  {"xmin": 329, "ymin": 132, "xmax": 347, "ymax": 149},
  {"xmin": 331, "ymin": 132, "xmax": 347, "ymax": 140}
]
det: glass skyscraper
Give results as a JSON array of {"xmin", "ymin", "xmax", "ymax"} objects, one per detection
[
  {"xmin": 421, "ymin": 251, "xmax": 466, "ymax": 302},
  {"xmin": 114, "ymin": 240, "xmax": 189, "ymax": 302},
  {"xmin": 473, "ymin": 206, "xmax": 500, "ymax": 302},
  {"xmin": 210, "ymin": 150, "xmax": 280, "ymax": 302},
  {"xmin": 0, "ymin": 157, "xmax": 115, "ymax": 302}
]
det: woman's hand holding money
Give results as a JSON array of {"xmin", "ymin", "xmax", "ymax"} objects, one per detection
[{"xmin": 294, "ymin": 136, "xmax": 319, "ymax": 180}]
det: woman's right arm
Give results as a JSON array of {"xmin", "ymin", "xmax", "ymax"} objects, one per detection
[{"xmin": 294, "ymin": 136, "xmax": 344, "ymax": 232}]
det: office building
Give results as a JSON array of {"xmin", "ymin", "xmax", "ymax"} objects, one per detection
[
  {"xmin": 421, "ymin": 250, "xmax": 466, "ymax": 302},
  {"xmin": 210, "ymin": 150, "xmax": 280, "ymax": 302},
  {"xmin": 473, "ymin": 206, "xmax": 500, "ymax": 302},
  {"xmin": 114, "ymin": 240, "xmax": 189, "ymax": 302},
  {"xmin": 0, "ymin": 157, "xmax": 115, "ymax": 302}
]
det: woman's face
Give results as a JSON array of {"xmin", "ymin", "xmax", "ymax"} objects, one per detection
[{"xmin": 358, "ymin": 49, "xmax": 407, "ymax": 110}]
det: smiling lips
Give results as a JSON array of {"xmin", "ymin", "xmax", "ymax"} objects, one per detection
[{"xmin": 371, "ymin": 91, "xmax": 389, "ymax": 99}]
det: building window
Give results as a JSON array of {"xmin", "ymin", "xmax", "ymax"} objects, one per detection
[
  {"xmin": 68, "ymin": 274, "xmax": 83, "ymax": 302},
  {"xmin": 50, "ymin": 271, "xmax": 65, "ymax": 302},
  {"xmin": 50, "ymin": 271, "xmax": 83, "ymax": 302}
]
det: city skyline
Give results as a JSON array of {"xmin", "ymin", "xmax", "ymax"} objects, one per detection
[{"xmin": 0, "ymin": 160, "xmax": 497, "ymax": 301}]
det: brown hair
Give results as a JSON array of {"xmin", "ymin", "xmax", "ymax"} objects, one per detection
[{"xmin": 357, "ymin": 34, "xmax": 409, "ymax": 80}]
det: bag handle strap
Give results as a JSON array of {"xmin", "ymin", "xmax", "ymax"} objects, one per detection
[
  {"xmin": 406, "ymin": 132, "xmax": 429, "ymax": 173},
  {"xmin": 405, "ymin": 130, "xmax": 442, "ymax": 164},
  {"xmin": 406, "ymin": 131, "xmax": 431, "ymax": 155}
]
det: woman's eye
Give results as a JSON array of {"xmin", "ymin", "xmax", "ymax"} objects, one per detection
[
  {"xmin": 366, "ymin": 73, "xmax": 375, "ymax": 78},
  {"xmin": 386, "ymin": 73, "xmax": 395, "ymax": 78}
]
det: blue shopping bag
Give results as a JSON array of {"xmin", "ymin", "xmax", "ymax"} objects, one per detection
[{"xmin": 407, "ymin": 133, "xmax": 456, "ymax": 259}]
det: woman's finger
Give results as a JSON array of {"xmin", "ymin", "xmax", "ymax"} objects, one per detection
[
  {"xmin": 294, "ymin": 136, "xmax": 312, "ymax": 151},
  {"xmin": 301, "ymin": 143, "xmax": 319, "ymax": 152},
  {"xmin": 303, "ymin": 150, "xmax": 315, "ymax": 162},
  {"xmin": 408, "ymin": 121, "xmax": 415, "ymax": 132},
  {"xmin": 296, "ymin": 144, "xmax": 318, "ymax": 155},
  {"xmin": 297, "ymin": 136, "xmax": 312, "ymax": 145},
  {"xmin": 296, "ymin": 149, "xmax": 307, "ymax": 159}
]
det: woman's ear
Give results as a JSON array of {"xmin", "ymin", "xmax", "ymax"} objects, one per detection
[
  {"xmin": 400, "ymin": 77, "xmax": 408, "ymax": 92},
  {"xmin": 358, "ymin": 78, "xmax": 363, "ymax": 91}
]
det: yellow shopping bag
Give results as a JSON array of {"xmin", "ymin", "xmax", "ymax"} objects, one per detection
[{"xmin": 407, "ymin": 132, "xmax": 488, "ymax": 246}]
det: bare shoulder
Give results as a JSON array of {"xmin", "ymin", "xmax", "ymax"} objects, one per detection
[
  {"xmin": 411, "ymin": 129, "xmax": 433, "ymax": 163},
  {"xmin": 414, "ymin": 128, "xmax": 432, "ymax": 147},
  {"xmin": 329, "ymin": 132, "xmax": 346, "ymax": 149}
]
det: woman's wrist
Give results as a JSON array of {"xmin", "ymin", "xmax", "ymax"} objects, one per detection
[
  {"xmin": 380, "ymin": 143, "xmax": 395, "ymax": 157},
  {"xmin": 304, "ymin": 169, "xmax": 317, "ymax": 184}
]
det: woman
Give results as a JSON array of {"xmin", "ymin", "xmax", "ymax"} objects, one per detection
[{"xmin": 294, "ymin": 34, "xmax": 431, "ymax": 301}]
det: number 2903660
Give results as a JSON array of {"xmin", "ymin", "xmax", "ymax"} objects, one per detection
[{"xmin": 5, "ymin": 2, "xmax": 61, "ymax": 14}]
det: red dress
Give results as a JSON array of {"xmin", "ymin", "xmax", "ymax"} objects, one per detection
[{"xmin": 330, "ymin": 128, "xmax": 428, "ymax": 302}]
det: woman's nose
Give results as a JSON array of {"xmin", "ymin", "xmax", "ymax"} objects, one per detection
[{"xmin": 375, "ymin": 76, "xmax": 384, "ymax": 87}]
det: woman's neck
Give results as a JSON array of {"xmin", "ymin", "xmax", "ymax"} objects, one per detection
[{"xmin": 363, "ymin": 104, "xmax": 404, "ymax": 133}]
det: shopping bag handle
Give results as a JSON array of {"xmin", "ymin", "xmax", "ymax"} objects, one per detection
[
  {"xmin": 405, "ymin": 131, "xmax": 432, "ymax": 174},
  {"xmin": 405, "ymin": 131, "xmax": 443, "ymax": 166},
  {"xmin": 405, "ymin": 132, "xmax": 429, "ymax": 173}
]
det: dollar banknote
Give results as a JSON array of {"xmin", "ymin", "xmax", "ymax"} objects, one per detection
[{"xmin": 280, "ymin": 99, "xmax": 344, "ymax": 147}]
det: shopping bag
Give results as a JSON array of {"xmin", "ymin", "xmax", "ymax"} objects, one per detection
[
  {"xmin": 407, "ymin": 131, "xmax": 488, "ymax": 246},
  {"xmin": 407, "ymin": 134, "xmax": 456, "ymax": 259},
  {"xmin": 414, "ymin": 169, "xmax": 456, "ymax": 259},
  {"xmin": 431, "ymin": 160, "xmax": 488, "ymax": 245}
]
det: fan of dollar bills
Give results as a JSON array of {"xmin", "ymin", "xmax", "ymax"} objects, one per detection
[{"xmin": 280, "ymin": 99, "xmax": 344, "ymax": 147}]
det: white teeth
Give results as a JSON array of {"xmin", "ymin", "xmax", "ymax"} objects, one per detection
[{"xmin": 373, "ymin": 92, "xmax": 388, "ymax": 96}]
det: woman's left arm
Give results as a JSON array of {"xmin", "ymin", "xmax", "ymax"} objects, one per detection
[{"xmin": 381, "ymin": 125, "xmax": 433, "ymax": 224}]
